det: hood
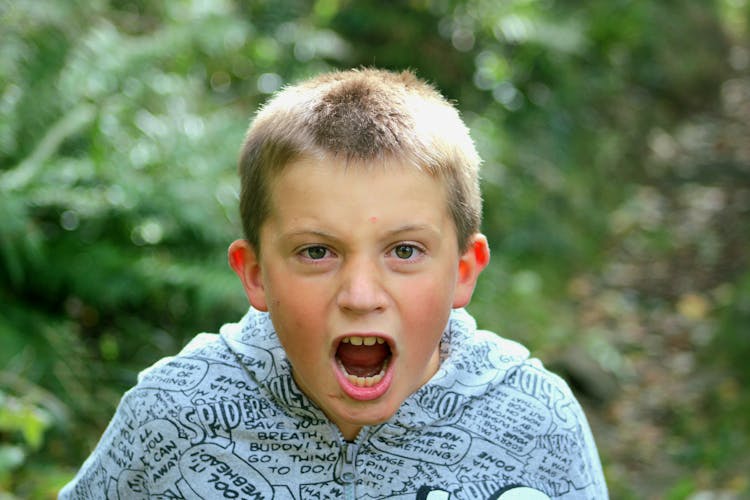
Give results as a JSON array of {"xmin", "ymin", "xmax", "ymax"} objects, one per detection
[{"xmin": 219, "ymin": 307, "xmax": 531, "ymax": 431}]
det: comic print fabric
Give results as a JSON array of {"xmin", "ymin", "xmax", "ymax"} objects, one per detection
[{"xmin": 59, "ymin": 308, "xmax": 608, "ymax": 499}]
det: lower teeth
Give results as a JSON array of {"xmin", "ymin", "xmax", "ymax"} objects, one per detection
[{"xmin": 339, "ymin": 359, "xmax": 389, "ymax": 388}]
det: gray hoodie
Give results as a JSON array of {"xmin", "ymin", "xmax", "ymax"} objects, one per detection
[{"xmin": 59, "ymin": 308, "xmax": 607, "ymax": 499}]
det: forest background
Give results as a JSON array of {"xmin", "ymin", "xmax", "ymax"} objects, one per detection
[{"xmin": 1, "ymin": 0, "xmax": 749, "ymax": 498}]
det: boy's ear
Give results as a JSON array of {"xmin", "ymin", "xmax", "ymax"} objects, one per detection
[
  {"xmin": 452, "ymin": 233, "xmax": 490, "ymax": 308},
  {"xmin": 228, "ymin": 239, "xmax": 268, "ymax": 312}
]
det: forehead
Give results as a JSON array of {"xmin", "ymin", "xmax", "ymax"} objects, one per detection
[
  {"xmin": 273, "ymin": 154, "xmax": 444, "ymax": 196},
  {"xmin": 264, "ymin": 155, "xmax": 454, "ymax": 231}
]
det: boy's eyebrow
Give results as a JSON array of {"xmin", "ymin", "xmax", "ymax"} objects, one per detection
[
  {"xmin": 280, "ymin": 229, "xmax": 339, "ymax": 241},
  {"xmin": 279, "ymin": 224, "xmax": 441, "ymax": 241},
  {"xmin": 383, "ymin": 224, "xmax": 441, "ymax": 238}
]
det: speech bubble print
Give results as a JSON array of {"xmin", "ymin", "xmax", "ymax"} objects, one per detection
[
  {"xmin": 522, "ymin": 449, "xmax": 573, "ymax": 497},
  {"xmin": 139, "ymin": 357, "xmax": 209, "ymax": 392},
  {"xmin": 201, "ymin": 360, "xmax": 273, "ymax": 402},
  {"xmin": 131, "ymin": 419, "xmax": 184, "ymax": 486},
  {"xmin": 522, "ymin": 430, "xmax": 590, "ymax": 496},
  {"xmin": 178, "ymin": 399, "xmax": 244, "ymax": 445},
  {"xmin": 210, "ymin": 331, "xmax": 276, "ymax": 383},
  {"xmin": 371, "ymin": 424, "xmax": 471, "ymax": 466},
  {"xmin": 117, "ymin": 468, "xmax": 149, "ymax": 499},
  {"xmin": 73, "ymin": 462, "xmax": 109, "ymax": 499},
  {"xmin": 358, "ymin": 449, "xmax": 420, "ymax": 493},
  {"xmin": 453, "ymin": 440, "xmax": 525, "ymax": 484},
  {"xmin": 504, "ymin": 364, "xmax": 576, "ymax": 426},
  {"xmin": 300, "ymin": 481, "xmax": 346, "ymax": 499},
  {"xmin": 450, "ymin": 342, "xmax": 502, "ymax": 387},
  {"xmin": 128, "ymin": 387, "xmax": 186, "ymax": 424},
  {"xmin": 413, "ymin": 386, "xmax": 466, "ymax": 425},
  {"xmin": 179, "ymin": 442, "xmax": 273, "ymax": 499},
  {"xmin": 460, "ymin": 390, "xmax": 552, "ymax": 457},
  {"xmin": 234, "ymin": 349, "xmax": 274, "ymax": 381},
  {"xmin": 235, "ymin": 313, "xmax": 278, "ymax": 345}
]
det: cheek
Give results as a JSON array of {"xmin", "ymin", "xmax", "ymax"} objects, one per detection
[
  {"xmin": 398, "ymin": 275, "xmax": 455, "ymax": 343},
  {"xmin": 401, "ymin": 268, "xmax": 457, "ymax": 312},
  {"xmin": 267, "ymin": 277, "xmax": 329, "ymax": 349},
  {"xmin": 266, "ymin": 269, "xmax": 322, "ymax": 317}
]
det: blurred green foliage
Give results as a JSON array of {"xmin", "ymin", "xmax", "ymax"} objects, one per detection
[{"xmin": 1, "ymin": 0, "xmax": 749, "ymax": 497}]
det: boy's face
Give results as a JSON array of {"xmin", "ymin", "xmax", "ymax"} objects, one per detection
[{"xmin": 229, "ymin": 156, "xmax": 488, "ymax": 440}]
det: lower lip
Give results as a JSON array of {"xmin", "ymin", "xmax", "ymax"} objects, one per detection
[{"xmin": 333, "ymin": 358, "xmax": 395, "ymax": 401}]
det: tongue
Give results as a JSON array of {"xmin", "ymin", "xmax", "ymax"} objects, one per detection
[{"xmin": 336, "ymin": 343, "xmax": 390, "ymax": 377}]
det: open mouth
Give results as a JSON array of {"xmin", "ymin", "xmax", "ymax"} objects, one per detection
[{"xmin": 334, "ymin": 335, "xmax": 394, "ymax": 400}]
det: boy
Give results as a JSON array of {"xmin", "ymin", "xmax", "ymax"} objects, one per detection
[{"xmin": 60, "ymin": 69, "xmax": 607, "ymax": 499}]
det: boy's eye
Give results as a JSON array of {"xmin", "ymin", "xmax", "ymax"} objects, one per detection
[
  {"xmin": 303, "ymin": 246, "xmax": 328, "ymax": 260},
  {"xmin": 393, "ymin": 244, "xmax": 416, "ymax": 259}
]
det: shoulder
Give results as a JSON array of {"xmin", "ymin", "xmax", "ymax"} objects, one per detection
[
  {"xmin": 448, "ymin": 309, "xmax": 580, "ymax": 413},
  {"xmin": 501, "ymin": 358, "xmax": 582, "ymax": 424},
  {"xmin": 59, "ymin": 326, "xmax": 266, "ymax": 498},
  {"xmin": 482, "ymin": 359, "xmax": 608, "ymax": 497},
  {"xmin": 136, "ymin": 331, "xmax": 234, "ymax": 387},
  {"xmin": 447, "ymin": 311, "xmax": 608, "ymax": 497},
  {"xmin": 456, "ymin": 358, "xmax": 607, "ymax": 497}
]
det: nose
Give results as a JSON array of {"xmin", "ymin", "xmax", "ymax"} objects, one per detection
[{"xmin": 336, "ymin": 256, "xmax": 388, "ymax": 314}]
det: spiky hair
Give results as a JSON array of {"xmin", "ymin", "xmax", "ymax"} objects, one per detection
[{"xmin": 238, "ymin": 68, "xmax": 482, "ymax": 251}]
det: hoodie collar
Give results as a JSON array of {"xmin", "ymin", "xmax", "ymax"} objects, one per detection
[{"xmin": 221, "ymin": 307, "xmax": 529, "ymax": 429}]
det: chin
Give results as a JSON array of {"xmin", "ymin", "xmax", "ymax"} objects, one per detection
[{"xmin": 341, "ymin": 397, "xmax": 401, "ymax": 425}]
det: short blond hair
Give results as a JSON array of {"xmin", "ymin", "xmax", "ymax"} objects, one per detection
[{"xmin": 238, "ymin": 68, "xmax": 482, "ymax": 251}]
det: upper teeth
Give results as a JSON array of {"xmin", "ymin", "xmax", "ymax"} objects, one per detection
[{"xmin": 342, "ymin": 336, "xmax": 385, "ymax": 346}]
